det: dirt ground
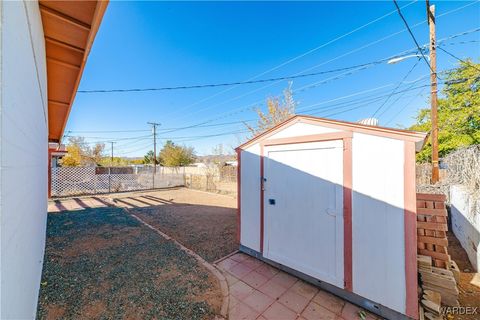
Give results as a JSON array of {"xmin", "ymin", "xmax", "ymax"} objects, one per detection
[
  {"xmin": 37, "ymin": 205, "xmax": 222, "ymax": 320},
  {"xmin": 111, "ymin": 188, "xmax": 239, "ymax": 262},
  {"xmin": 446, "ymin": 231, "xmax": 480, "ymax": 320}
]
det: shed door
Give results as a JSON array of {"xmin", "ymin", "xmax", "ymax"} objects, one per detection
[{"xmin": 263, "ymin": 140, "xmax": 344, "ymax": 287}]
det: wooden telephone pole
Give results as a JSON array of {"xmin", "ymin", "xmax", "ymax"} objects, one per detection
[
  {"xmin": 110, "ymin": 141, "xmax": 115, "ymax": 165},
  {"xmin": 427, "ymin": 1, "xmax": 439, "ymax": 183},
  {"xmin": 108, "ymin": 141, "xmax": 116, "ymax": 193},
  {"xmin": 147, "ymin": 122, "xmax": 160, "ymax": 173}
]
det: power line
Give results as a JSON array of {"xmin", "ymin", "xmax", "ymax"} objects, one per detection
[
  {"xmin": 377, "ymin": 70, "xmax": 424, "ymax": 119},
  {"xmin": 300, "ymin": 81, "xmax": 426, "ymax": 115},
  {"xmin": 67, "ymin": 129, "xmax": 150, "ymax": 133},
  {"xmin": 436, "ymin": 46, "xmax": 480, "ymax": 72},
  {"xmin": 66, "ymin": 77, "xmax": 474, "ymax": 149},
  {"xmin": 160, "ymin": 70, "xmax": 455, "ymax": 137},
  {"xmin": 62, "ymin": 29, "xmax": 480, "ymax": 136},
  {"xmin": 114, "ymin": 136, "xmax": 153, "ymax": 148},
  {"xmin": 115, "ymin": 140, "xmax": 154, "ymax": 156},
  {"xmin": 158, "ymin": 129, "xmax": 248, "ymax": 140},
  {"xmin": 371, "ymin": 57, "xmax": 421, "ymax": 117},
  {"xmin": 170, "ymin": 19, "xmax": 478, "ymax": 125},
  {"xmin": 385, "ymin": 88, "xmax": 428, "ymax": 125},
  {"xmin": 77, "ymin": 60, "xmax": 394, "ymax": 94},
  {"xmin": 63, "ymin": 134, "xmax": 152, "ymax": 143},
  {"xmin": 159, "ymin": 0, "xmax": 418, "ymax": 119},
  {"xmin": 392, "ymin": 0, "xmax": 436, "ymax": 77},
  {"xmin": 436, "ymin": 27, "xmax": 480, "ymax": 43},
  {"xmin": 183, "ymin": 60, "xmax": 381, "ymax": 121}
]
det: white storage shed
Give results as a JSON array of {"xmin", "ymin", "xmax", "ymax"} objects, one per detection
[{"xmin": 236, "ymin": 115, "xmax": 427, "ymax": 320}]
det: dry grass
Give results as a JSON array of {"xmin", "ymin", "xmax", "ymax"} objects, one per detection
[{"xmin": 416, "ymin": 145, "xmax": 480, "ymax": 201}]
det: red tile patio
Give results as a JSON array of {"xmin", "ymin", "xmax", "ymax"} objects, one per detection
[{"xmin": 217, "ymin": 252, "xmax": 382, "ymax": 320}]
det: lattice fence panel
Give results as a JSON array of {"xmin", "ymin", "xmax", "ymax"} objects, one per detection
[
  {"xmin": 51, "ymin": 167, "xmax": 185, "ymax": 197},
  {"xmin": 51, "ymin": 167, "xmax": 97, "ymax": 197}
]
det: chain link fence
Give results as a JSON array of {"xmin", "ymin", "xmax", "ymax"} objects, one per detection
[{"xmin": 185, "ymin": 166, "xmax": 237, "ymax": 195}]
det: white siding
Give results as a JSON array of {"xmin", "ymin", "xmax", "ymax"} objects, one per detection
[
  {"xmin": 240, "ymin": 122, "xmax": 340, "ymax": 252},
  {"xmin": 1, "ymin": 1, "xmax": 48, "ymax": 318},
  {"xmin": 351, "ymin": 132, "xmax": 406, "ymax": 313},
  {"xmin": 240, "ymin": 143, "xmax": 261, "ymax": 251},
  {"xmin": 268, "ymin": 121, "xmax": 339, "ymax": 139}
]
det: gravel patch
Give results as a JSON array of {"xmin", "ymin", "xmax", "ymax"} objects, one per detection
[
  {"xmin": 131, "ymin": 203, "xmax": 238, "ymax": 263},
  {"xmin": 37, "ymin": 206, "xmax": 222, "ymax": 320}
]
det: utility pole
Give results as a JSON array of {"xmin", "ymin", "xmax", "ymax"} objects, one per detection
[
  {"xmin": 110, "ymin": 141, "xmax": 115, "ymax": 165},
  {"xmin": 427, "ymin": 1, "xmax": 439, "ymax": 183},
  {"xmin": 108, "ymin": 141, "xmax": 116, "ymax": 193},
  {"xmin": 147, "ymin": 122, "xmax": 160, "ymax": 188},
  {"xmin": 147, "ymin": 122, "xmax": 160, "ymax": 171}
]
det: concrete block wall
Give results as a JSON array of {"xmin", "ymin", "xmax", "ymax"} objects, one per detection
[{"xmin": 450, "ymin": 185, "xmax": 480, "ymax": 271}]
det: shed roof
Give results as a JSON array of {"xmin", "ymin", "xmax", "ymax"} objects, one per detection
[
  {"xmin": 40, "ymin": 0, "xmax": 108, "ymax": 142},
  {"xmin": 237, "ymin": 115, "xmax": 428, "ymax": 152}
]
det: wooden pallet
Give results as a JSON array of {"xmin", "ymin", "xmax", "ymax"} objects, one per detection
[{"xmin": 417, "ymin": 255, "xmax": 459, "ymax": 307}]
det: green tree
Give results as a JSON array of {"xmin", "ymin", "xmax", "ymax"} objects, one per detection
[
  {"xmin": 245, "ymin": 82, "xmax": 296, "ymax": 136},
  {"xmin": 143, "ymin": 150, "xmax": 158, "ymax": 164},
  {"xmin": 409, "ymin": 60, "xmax": 480, "ymax": 162},
  {"xmin": 159, "ymin": 140, "xmax": 196, "ymax": 166}
]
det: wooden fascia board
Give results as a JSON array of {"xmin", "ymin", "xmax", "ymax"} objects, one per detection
[
  {"xmin": 54, "ymin": 1, "xmax": 109, "ymax": 142},
  {"xmin": 236, "ymin": 115, "xmax": 427, "ymax": 150}
]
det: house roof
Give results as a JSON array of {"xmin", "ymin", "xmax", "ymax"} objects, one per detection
[
  {"xmin": 40, "ymin": 0, "xmax": 108, "ymax": 142},
  {"xmin": 237, "ymin": 115, "xmax": 428, "ymax": 152}
]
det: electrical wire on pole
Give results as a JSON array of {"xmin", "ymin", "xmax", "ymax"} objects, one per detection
[{"xmin": 393, "ymin": 0, "xmax": 438, "ymax": 78}]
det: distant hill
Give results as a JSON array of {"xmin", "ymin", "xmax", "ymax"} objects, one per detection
[{"xmin": 196, "ymin": 154, "xmax": 236, "ymax": 164}]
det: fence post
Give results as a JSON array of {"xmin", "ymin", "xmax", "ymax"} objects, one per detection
[
  {"xmin": 152, "ymin": 165, "xmax": 155, "ymax": 190},
  {"xmin": 108, "ymin": 167, "xmax": 111, "ymax": 193},
  {"xmin": 183, "ymin": 167, "xmax": 186, "ymax": 186}
]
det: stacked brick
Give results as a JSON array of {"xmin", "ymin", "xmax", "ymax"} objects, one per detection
[
  {"xmin": 416, "ymin": 193, "xmax": 460, "ymax": 317},
  {"xmin": 416, "ymin": 193, "xmax": 449, "ymax": 268}
]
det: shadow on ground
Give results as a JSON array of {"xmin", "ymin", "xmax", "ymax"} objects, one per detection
[
  {"xmin": 48, "ymin": 189, "xmax": 239, "ymax": 263},
  {"xmin": 37, "ymin": 206, "xmax": 222, "ymax": 320},
  {"xmin": 124, "ymin": 194, "xmax": 238, "ymax": 262}
]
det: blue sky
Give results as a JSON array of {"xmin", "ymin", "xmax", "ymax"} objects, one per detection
[{"xmin": 65, "ymin": 1, "xmax": 480, "ymax": 156}]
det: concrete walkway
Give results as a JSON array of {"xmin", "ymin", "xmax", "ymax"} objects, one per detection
[{"xmin": 217, "ymin": 253, "xmax": 381, "ymax": 320}]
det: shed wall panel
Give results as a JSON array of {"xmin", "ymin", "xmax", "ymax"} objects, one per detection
[
  {"xmin": 268, "ymin": 121, "xmax": 339, "ymax": 139},
  {"xmin": 240, "ymin": 143, "xmax": 261, "ymax": 251},
  {"xmin": 351, "ymin": 132, "xmax": 406, "ymax": 313}
]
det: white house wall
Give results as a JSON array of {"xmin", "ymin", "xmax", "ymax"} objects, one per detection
[
  {"xmin": 351, "ymin": 132, "xmax": 406, "ymax": 313},
  {"xmin": 1, "ymin": 1, "xmax": 48, "ymax": 318}
]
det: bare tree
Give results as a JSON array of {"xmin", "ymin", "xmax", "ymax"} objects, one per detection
[{"xmin": 245, "ymin": 82, "xmax": 296, "ymax": 136}]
